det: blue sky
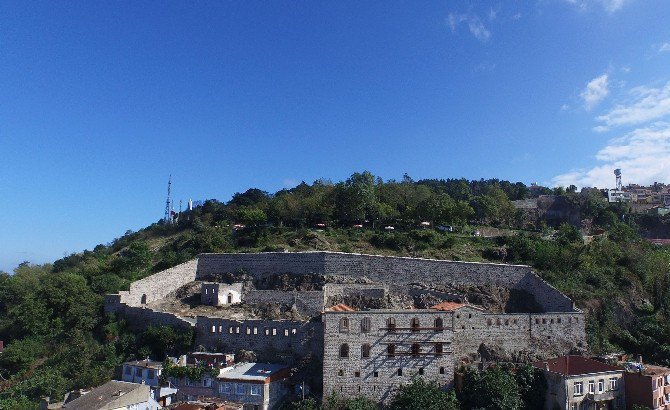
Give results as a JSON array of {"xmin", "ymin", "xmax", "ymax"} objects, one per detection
[{"xmin": 1, "ymin": 0, "xmax": 670, "ymax": 271}]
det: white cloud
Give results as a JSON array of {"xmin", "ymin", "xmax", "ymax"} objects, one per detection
[
  {"xmin": 601, "ymin": 0, "xmax": 626, "ymax": 12},
  {"xmin": 580, "ymin": 74, "xmax": 609, "ymax": 110},
  {"xmin": 282, "ymin": 178, "xmax": 298, "ymax": 188},
  {"xmin": 447, "ymin": 13, "xmax": 490, "ymax": 42},
  {"xmin": 552, "ymin": 122, "xmax": 670, "ymax": 188},
  {"xmin": 659, "ymin": 43, "xmax": 670, "ymax": 53},
  {"xmin": 596, "ymin": 81, "xmax": 670, "ymax": 130},
  {"xmin": 564, "ymin": 0, "xmax": 627, "ymax": 12}
]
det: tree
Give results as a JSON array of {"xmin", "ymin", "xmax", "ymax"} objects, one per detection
[
  {"xmin": 388, "ymin": 378, "xmax": 459, "ymax": 410},
  {"xmin": 322, "ymin": 392, "xmax": 378, "ymax": 410},
  {"xmin": 459, "ymin": 366, "xmax": 523, "ymax": 410},
  {"xmin": 514, "ymin": 363, "xmax": 547, "ymax": 410},
  {"xmin": 237, "ymin": 206, "xmax": 268, "ymax": 226}
]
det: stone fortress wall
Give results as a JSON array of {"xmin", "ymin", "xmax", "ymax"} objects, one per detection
[
  {"xmin": 105, "ymin": 251, "xmax": 585, "ymax": 397},
  {"xmin": 194, "ymin": 252, "xmax": 577, "ymax": 313}
]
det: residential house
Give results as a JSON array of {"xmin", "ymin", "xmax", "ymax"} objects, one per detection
[
  {"xmin": 534, "ymin": 355, "xmax": 625, "ymax": 410},
  {"xmin": 121, "ymin": 359, "xmax": 163, "ymax": 387},
  {"xmin": 624, "ymin": 363, "xmax": 670, "ymax": 410},
  {"xmin": 61, "ymin": 380, "xmax": 159, "ymax": 410},
  {"xmin": 215, "ymin": 363, "xmax": 290, "ymax": 410}
]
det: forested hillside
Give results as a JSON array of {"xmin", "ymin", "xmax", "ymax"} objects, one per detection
[{"xmin": 1, "ymin": 171, "xmax": 670, "ymax": 408}]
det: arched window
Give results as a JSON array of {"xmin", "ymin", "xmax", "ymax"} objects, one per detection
[
  {"xmin": 387, "ymin": 344, "xmax": 396, "ymax": 358},
  {"xmin": 339, "ymin": 317, "xmax": 349, "ymax": 332},
  {"xmin": 361, "ymin": 343, "xmax": 371, "ymax": 358},
  {"xmin": 386, "ymin": 317, "xmax": 396, "ymax": 332},
  {"xmin": 411, "ymin": 317, "xmax": 420, "ymax": 332},
  {"xmin": 434, "ymin": 317, "xmax": 444, "ymax": 332},
  {"xmin": 361, "ymin": 317, "xmax": 371, "ymax": 333},
  {"xmin": 435, "ymin": 343, "xmax": 444, "ymax": 357},
  {"xmin": 411, "ymin": 343, "xmax": 420, "ymax": 357},
  {"xmin": 141, "ymin": 294, "xmax": 147, "ymax": 305},
  {"xmin": 339, "ymin": 343, "xmax": 349, "ymax": 358}
]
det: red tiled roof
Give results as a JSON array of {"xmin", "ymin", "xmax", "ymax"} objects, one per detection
[
  {"xmin": 327, "ymin": 303, "xmax": 356, "ymax": 312},
  {"xmin": 533, "ymin": 355, "xmax": 621, "ymax": 376},
  {"xmin": 431, "ymin": 301, "xmax": 466, "ymax": 311}
]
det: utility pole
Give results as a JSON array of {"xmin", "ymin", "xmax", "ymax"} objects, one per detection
[{"xmin": 164, "ymin": 175, "xmax": 172, "ymax": 224}]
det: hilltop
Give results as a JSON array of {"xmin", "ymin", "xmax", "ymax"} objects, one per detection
[{"xmin": 1, "ymin": 171, "xmax": 670, "ymax": 407}]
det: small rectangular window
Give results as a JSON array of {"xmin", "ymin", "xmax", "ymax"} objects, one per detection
[
  {"xmin": 236, "ymin": 384, "xmax": 245, "ymax": 395},
  {"xmin": 253, "ymin": 327, "xmax": 258, "ymax": 335},
  {"xmin": 218, "ymin": 325, "xmax": 223, "ymax": 333},
  {"xmin": 125, "ymin": 366, "xmax": 131, "ymax": 375},
  {"xmin": 250, "ymin": 385, "xmax": 261, "ymax": 396},
  {"xmin": 284, "ymin": 329, "xmax": 289, "ymax": 336},
  {"xmin": 355, "ymin": 371, "xmax": 360, "ymax": 377},
  {"xmin": 211, "ymin": 325, "xmax": 216, "ymax": 333},
  {"xmin": 439, "ymin": 367, "xmax": 445, "ymax": 375},
  {"xmin": 418, "ymin": 368, "xmax": 424, "ymax": 375},
  {"xmin": 397, "ymin": 368, "xmax": 402, "ymax": 376},
  {"xmin": 291, "ymin": 328, "xmax": 297, "ymax": 335},
  {"xmin": 373, "ymin": 371, "xmax": 379, "ymax": 377},
  {"xmin": 272, "ymin": 328, "xmax": 277, "ymax": 336}
]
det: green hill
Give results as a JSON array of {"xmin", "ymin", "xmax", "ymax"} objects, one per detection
[{"xmin": 1, "ymin": 171, "xmax": 669, "ymax": 407}]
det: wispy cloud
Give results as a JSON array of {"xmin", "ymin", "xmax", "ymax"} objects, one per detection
[
  {"xmin": 595, "ymin": 80, "xmax": 670, "ymax": 130},
  {"xmin": 282, "ymin": 178, "xmax": 298, "ymax": 188},
  {"xmin": 552, "ymin": 123, "xmax": 670, "ymax": 188},
  {"xmin": 554, "ymin": 76, "xmax": 670, "ymax": 188},
  {"xmin": 580, "ymin": 74, "xmax": 609, "ymax": 110},
  {"xmin": 564, "ymin": 0, "xmax": 628, "ymax": 13},
  {"xmin": 659, "ymin": 43, "xmax": 670, "ymax": 53},
  {"xmin": 447, "ymin": 13, "xmax": 491, "ymax": 42}
]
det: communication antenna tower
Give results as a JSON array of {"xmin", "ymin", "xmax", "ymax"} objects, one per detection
[
  {"xmin": 164, "ymin": 175, "xmax": 172, "ymax": 223},
  {"xmin": 614, "ymin": 169, "xmax": 622, "ymax": 190}
]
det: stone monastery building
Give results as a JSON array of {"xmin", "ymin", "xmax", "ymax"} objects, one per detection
[{"xmin": 105, "ymin": 251, "xmax": 585, "ymax": 403}]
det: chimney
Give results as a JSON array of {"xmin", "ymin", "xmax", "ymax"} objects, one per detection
[
  {"xmin": 544, "ymin": 362, "xmax": 550, "ymax": 371},
  {"xmin": 638, "ymin": 355, "xmax": 643, "ymax": 365}
]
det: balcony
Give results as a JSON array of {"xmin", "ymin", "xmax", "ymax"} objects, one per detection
[{"xmin": 586, "ymin": 390, "xmax": 617, "ymax": 402}]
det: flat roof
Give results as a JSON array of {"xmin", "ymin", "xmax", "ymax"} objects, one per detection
[
  {"xmin": 123, "ymin": 360, "xmax": 163, "ymax": 369},
  {"xmin": 218, "ymin": 362, "xmax": 288, "ymax": 381}
]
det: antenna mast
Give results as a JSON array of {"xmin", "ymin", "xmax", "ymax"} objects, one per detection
[{"xmin": 164, "ymin": 175, "xmax": 172, "ymax": 223}]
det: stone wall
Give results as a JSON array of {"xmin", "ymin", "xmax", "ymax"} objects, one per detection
[
  {"xmin": 110, "ymin": 304, "xmax": 194, "ymax": 330},
  {"xmin": 322, "ymin": 310, "xmax": 457, "ymax": 403},
  {"xmin": 194, "ymin": 252, "xmax": 575, "ymax": 313},
  {"xmin": 323, "ymin": 307, "xmax": 586, "ymax": 404},
  {"xmin": 244, "ymin": 290, "xmax": 325, "ymax": 317},
  {"xmin": 195, "ymin": 316, "xmax": 322, "ymax": 362},
  {"xmin": 124, "ymin": 260, "xmax": 199, "ymax": 306}
]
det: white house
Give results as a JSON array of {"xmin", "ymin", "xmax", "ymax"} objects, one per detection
[{"xmin": 201, "ymin": 282, "xmax": 243, "ymax": 306}]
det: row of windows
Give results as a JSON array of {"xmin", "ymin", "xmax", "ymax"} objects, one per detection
[
  {"xmin": 124, "ymin": 366, "xmax": 156, "ymax": 379},
  {"xmin": 209, "ymin": 325, "xmax": 297, "ymax": 336},
  {"xmin": 336, "ymin": 366, "xmax": 447, "ymax": 378},
  {"xmin": 339, "ymin": 343, "xmax": 445, "ymax": 358},
  {"xmin": 338, "ymin": 317, "xmax": 447, "ymax": 333},
  {"xmin": 218, "ymin": 382, "xmax": 262, "ymax": 396},
  {"xmin": 573, "ymin": 377, "xmax": 618, "ymax": 395}
]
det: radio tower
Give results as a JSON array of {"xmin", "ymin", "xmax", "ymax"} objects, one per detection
[{"xmin": 164, "ymin": 175, "xmax": 172, "ymax": 223}]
